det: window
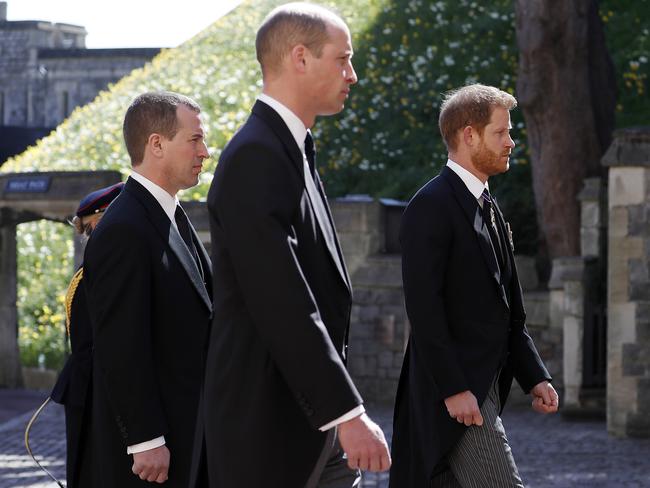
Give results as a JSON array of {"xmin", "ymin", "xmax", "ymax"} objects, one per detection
[{"xmin": 62, "ymin": 91, "xmax": 69, "ymax": 119}]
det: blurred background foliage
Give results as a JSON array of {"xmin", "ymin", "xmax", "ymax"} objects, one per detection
[
  {"xmin": 16, "ymin": 221, "xmax": 71, "ymax": 369},
  {"xmin": 2, "ymin": 0, "xmax": 648, "ymax": 368}
]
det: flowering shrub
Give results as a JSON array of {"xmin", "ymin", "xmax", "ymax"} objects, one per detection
[
  {"xmin": 17, "ymin": 220, "xmax": 72, "ymax": 369},
  {"xmin": 2, "ymin": 0, "xmax": 647, "ymax": 367}
]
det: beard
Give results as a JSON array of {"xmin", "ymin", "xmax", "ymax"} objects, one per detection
[{"xmin": 471, "ymin": 141, "xmax": 510, "ymax": 177}]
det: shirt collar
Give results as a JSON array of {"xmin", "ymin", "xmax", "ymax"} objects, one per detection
[
  {"xmin": 129, "ymin": 170, "xmax": 179, "ymax": 223},
  {"xmin": 446, "ymin": 159, "xmax": 489, "ymax": 201},
  {"xmin": 258, "ymin": 93, "xmax": 308, "ymax": 154}
]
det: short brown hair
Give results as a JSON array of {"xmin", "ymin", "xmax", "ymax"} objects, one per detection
[
  {"xmin": 439, "ymin": 84, "xmax": 517, "ymax": 151},
  {"xmin": 123, "ymin": 91, "xmax": 201, "ymax": 165},
  {"xmin": 256, "ymin": 2, "xmax": 344, "ymax": 77}
]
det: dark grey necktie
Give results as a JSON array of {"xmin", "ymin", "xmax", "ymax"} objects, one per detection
[
  {"xmin": 481, "ymin": 189, "xmax": 505, "ymax": 269},
  {"xmin": 174, "ymin": 205, "xmax": 204, "ymax": 280}
]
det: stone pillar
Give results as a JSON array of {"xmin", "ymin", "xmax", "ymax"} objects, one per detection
[
  {"xmin": 330, "ymin": 196, "xmax": 382, "ymax": 277},
  {"xmin": 329, "ymin": 198, "xmax": 407, "ymax": 405},
  {"xmin": 557, "ymin": 258, "xmax": 587, "ymax": 410},
  {"xmin": 548, "ymin": 175, "xmax": 608, "ymax": 417},
  {"xmin": 602, "ymin": 127, "xmax": 650, "ymax": 437},
  {"xmin": 549, "ymin": 257, "xmax": 584, "ymax": 407},
  {"xmin": 0, "ymin": 212, "xmax": 22, "ymax": 387},
  {"xmin": 579, "ymin": 178, "xmax": 606, "ymax": 259}
]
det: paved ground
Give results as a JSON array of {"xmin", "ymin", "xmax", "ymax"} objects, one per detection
[{"xmin": 1, "ymin": 389, "xmax": 649, "ymax": 487}]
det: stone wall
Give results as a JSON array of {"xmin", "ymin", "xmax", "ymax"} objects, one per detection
[
  {"xmin": 0, "ymin": 7, "xmax": 157, "ymax": 130},
  {"xmin": 330, "ymin": 198, "xmax": 406, "ymax": 404},
  {"xmin": 602, "ymin": 127, "xmax": 650, "ymax": 437}
]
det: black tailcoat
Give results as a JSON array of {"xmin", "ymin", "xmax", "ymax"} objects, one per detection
[
  {"xmin": 83, "ymin": 177, "xmax": 212, "ymax": 488},
  {"xmin": 50, "ymin": 272, "xmax": 93, "ymax": 488},
  {"xmin": 389, "ymin": 166, "xmax": 551, "ymax": 487},
  {"xmin": 191, "ymin": 100, "xmax": 363, "ymax": 488}
]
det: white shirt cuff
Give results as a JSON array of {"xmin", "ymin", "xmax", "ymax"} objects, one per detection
[
  {"xmin": 319, "ymin": 405, "xmax": 365, "ymax": 432},
  {"xmin": 127, "ymin": 436, "xmax": 166, "ymax": 454}
]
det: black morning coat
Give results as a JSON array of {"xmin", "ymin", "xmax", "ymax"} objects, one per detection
[
  {"xmin": 83, "ymin": 177, "xmax": 213, "ymax": 487},
  {"xmin": 190, "ymin": 100, "xmax": 363, "ymax": 488},
  {"xmin": 50, "ymin": 271, "xmax": 93, "ymax": 488},
  {"xmin": 389, "ymin": 166, "xmax": 551, "ymax": 487}
]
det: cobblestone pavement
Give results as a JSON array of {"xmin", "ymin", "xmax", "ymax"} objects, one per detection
[{"xmin": 1, "ymin": 396, "xmax": 649, "ymax": 488}]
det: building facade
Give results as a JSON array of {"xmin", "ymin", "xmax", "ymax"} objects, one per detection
[{"xmin": 0, "ymin": 1, "xmax": 159, "ymax": 162}]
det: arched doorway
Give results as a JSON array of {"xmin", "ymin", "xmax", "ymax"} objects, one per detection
[{"xmin": 0, "ymin": 171, "xmax": 122, "ymax": 387}]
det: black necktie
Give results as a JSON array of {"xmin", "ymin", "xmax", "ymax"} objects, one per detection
[
  {"xmin": 481, "ymin": 189, "xmax": 506, "ymax": 270},
  {"xmin": 174, "ymin": 205, "xmax": 204, "ymax": 280},
  {"xmin": 303, "ymin": 132, "xmax": 347, "ymax": 284},
  {"xmin": 304, "ymin": 132, "xmax": 317, "ymax": 180}
]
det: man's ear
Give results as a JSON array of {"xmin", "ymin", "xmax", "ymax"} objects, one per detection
[
  {"xmin": 290, "ymin": 44, "xmax": 308, "ymax": 73},
  {"xmin": 462, "ymin": 126, "xmax": 475, "ymax": 147},
  {"xmin": 148, "ymin": 133, "xmax": 164, "ymax": 158}
]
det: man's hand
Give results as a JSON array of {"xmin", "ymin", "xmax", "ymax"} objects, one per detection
[
  {"xmin": 337, "ymin": 413, "xmax": 391, "ymax": 472},
  {"xmin": 444, "ymin": 390, "xmax": 483, "ymax": 426},
  {"xmin": 530, "ymin": 381, "xmax": 559, "ymax": 414},
  {"xmin": 132, "ymin": 445, "xmax": 170, "ymax": 483}
]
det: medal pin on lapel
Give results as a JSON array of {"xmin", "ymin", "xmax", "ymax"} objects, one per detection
[{"xmin": 506, "ymin": 222, "xmax": 514, "ymax": 251}]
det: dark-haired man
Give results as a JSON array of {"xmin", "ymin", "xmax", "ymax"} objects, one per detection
[
  {"xmin": 192, "ymin": 3, "xmax": 390, "ymax": 487},
  {"xmin": 390, "ymin": 84, "xmax": 559, "ymax": 487},
  {"xmin": 84, "ymin": 91, "xmax": 212, "ymax": 487}
]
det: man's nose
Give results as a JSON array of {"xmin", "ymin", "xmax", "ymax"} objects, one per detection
[
  {"xmin": 199, "ymin": 142, "xmax": 210, "ymax": 159},
  {"xmin": 346, "ymin": 62, "xmax": 358, "ymax": 85}
]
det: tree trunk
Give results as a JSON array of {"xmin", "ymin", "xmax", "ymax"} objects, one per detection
[{"xmin": 515, "ymin": 0, "xmax": 616, "ymax": 261}]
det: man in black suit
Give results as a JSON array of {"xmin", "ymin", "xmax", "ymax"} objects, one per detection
[
  {"xmin": 192, "ymin": 3, "xmax": 390, "ymax": 487},
  {"xmin": 390, "ymin": 84, "xmax": 559, "ymax": 487},
  {"xmin": 83, "ymin": 91, "xmax": 212, "ymax": 487}
]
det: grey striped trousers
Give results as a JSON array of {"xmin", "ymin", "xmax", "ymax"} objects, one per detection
[{"xmin": 433, "ymin": 374, "xmax": 524, "ymax": 488}]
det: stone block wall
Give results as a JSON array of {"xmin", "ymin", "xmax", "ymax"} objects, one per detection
[
  {"xmin": 37, "ymin": 50, "xmax": 160, "ymax": 127},
  {"xmin": 348, "ymin": 255, "xmax": 407, "ymax": 405},
  {"xmin": 0, "ymin": 10, "xmax": 156, "ymax": 128},
  {"xmin": 602, "ymin": 128, "xmax": 650, "ymax": 437},
  {"xmin": 330, "ymin": 198, "xmax": 406, "ymax": 404}
]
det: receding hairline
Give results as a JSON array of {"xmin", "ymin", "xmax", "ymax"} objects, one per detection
[
  {"xmin": 255, "ymin": 2, "xmax": 349, "ymax": 76},
  {"xmin": 263, "ymin": 2, "xmax": 346, "ymax": 29}
]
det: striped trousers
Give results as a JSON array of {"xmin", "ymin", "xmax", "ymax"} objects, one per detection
[{"xmin": 433, "ymin": 373, "xmax": 525, "ymax": 488}]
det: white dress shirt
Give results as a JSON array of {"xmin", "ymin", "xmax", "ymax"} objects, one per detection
[
  {"xmin": 446, "ymin": 158, "xmax": 489, "ymax": 204},
  {"xmin": 257, "ymin": 93, "xmax": 365, "ymax": 431},
  {"xmin": 124, "ymin": 170, "xmax": 179, "ymax": 455}
]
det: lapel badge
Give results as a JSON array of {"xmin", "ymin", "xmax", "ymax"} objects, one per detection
[{"xmin": 505, "ymin": 222, "xmax": 514, "ymax": 251}]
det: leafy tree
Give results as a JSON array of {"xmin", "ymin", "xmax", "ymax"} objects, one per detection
[
  {"xmin": 515, "ymin": 0, "xmax": 617, "ymax": 264},
  {"xmin": 2, "ymin": 0, "xmax": 647, "ymax": 365}
]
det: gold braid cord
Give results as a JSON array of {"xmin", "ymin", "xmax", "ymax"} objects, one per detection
[{"xmin": 65, "ymin": 268, "xmax": 83, "ymax": 337}]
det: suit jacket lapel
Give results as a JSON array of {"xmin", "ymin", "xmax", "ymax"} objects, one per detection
[
  {"xmin": 314, "ymin": 171, "xmax": 352, "ymax": 290},
  {"xmin": 251, "ymin": 101, "xmax": 351, "ymax": 291},
  {"xmin": 493, "ymin": 198, "xmax": 526, "ymax": 318},
  {"xmin": 124, "ymin": 178, "xmax": 212, "ymax": 312},
  {"xmin": 440, "ymin": 167, "xmax": 509, "ymax": 308}
]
